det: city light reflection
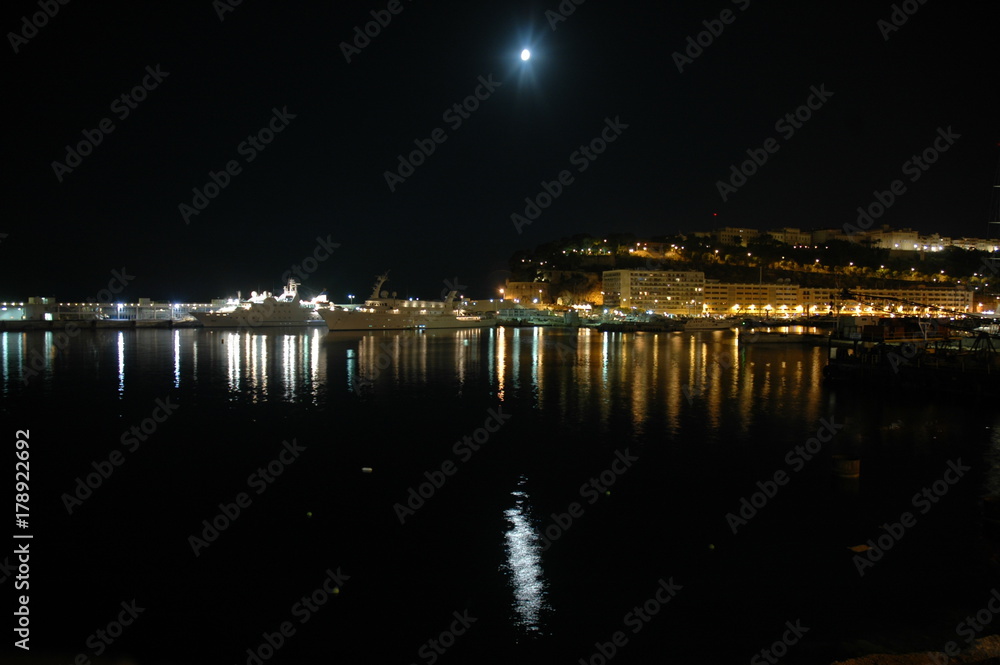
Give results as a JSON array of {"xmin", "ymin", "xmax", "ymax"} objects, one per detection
[
  {"xmin": 496, "ymin": 328, "xmax": 506, "ymax": 401},
  {"xmin": 226, "ymin": 332, "xmax": 240, "ymax": 393},
  {"xmin": 282, "ymin": 334, "xmax": 297, "ymax": 401},
  {"xmin": 0, "ymin": 326, "xmax": 831, "ymax": 424}
]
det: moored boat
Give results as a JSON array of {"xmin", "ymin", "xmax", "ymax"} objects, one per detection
[
  {"xmin": 190, "ymin": 279, "xmax": 327, "ymax": 328},
  {"xmin": 739, "ymin": 330, "xmax": 829, "ymax": 344},
  {"xmin": 319, "ymin": 272, "xmax": 494, "ymax": 331},
  {"xmin": 683, "ymin": 317, "xmax": 737, "ymax": 332}
]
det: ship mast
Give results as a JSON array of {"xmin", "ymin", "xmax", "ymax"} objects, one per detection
[
  {"xmin": 986, "ymin": 150, "xmax": 1000, "ymax": 306},
  {"xmin": 370, "ymin": 271, "xmax": 390, "ymax": 300}
]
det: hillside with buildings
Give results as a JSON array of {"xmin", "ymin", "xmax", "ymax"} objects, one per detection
[{"xmin": 505, "ymin": 227, "xmax": 999, "ymax": 317}]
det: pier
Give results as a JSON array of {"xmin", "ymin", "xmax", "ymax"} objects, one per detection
[
  {"xmin": 0, "ymin": 297, "xmax": 354, "ymax": 331},
  {"xmin": 823, "ymin": 330, "xmax": 1000, "ymax": 397},
  {"xmin": 0, "ymin": 297, "xmax": 213, "ymax": 331}
]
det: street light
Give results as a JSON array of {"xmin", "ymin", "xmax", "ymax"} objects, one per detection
[{"xmin": 348, "ymin": 294, "xmax": 355, "ymax": 305}]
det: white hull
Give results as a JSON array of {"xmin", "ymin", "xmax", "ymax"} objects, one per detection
[
  {"xmin": 190, "ymin": 311, "xmax": 322, "ymax": 328},
  {"xmin": 321, "ymin": 270, "xmax": 495, "ymax": 331},
  {"xmin": 319, "ymin": 308, "xmax": 493, "ymax": 331},
  {"xmin": 190, "ymin": 279, "xmax": 324, "ymax": 328}
]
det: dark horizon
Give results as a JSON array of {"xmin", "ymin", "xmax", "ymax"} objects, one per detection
[{"xmin": 4, "ymin": 1, "xmax": 998, "ymax": 302}]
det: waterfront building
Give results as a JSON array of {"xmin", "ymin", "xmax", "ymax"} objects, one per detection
[
  {"xmin": 605, "ymin": 276, "xmax": 973, "ymax": 318},
  {"xmin": 702, "ymin": 281, "xmax": 803, "ymax": 316},
  {"xmin": 837, "ymin": 286, "xmax": 972, "ymax": 315},
  {"xmin": 602, "ymin": 270, "xmax": 705, "ymax": 315}
]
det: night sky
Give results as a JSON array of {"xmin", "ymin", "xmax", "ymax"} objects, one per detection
[{"xmin": 5, "ymin": 0, "xmax": 998, "ymax": 302}]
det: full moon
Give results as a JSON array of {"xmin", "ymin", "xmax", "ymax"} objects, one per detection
[{"xmin": 520, "ymin": 49, "xmax": 530, "ymax": 61}]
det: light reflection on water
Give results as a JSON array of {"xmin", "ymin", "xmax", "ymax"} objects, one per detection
[
  {"xmin": 3, "ymin": 324, "xmax": 996, "ymax": 657},
  {"xmin": 343, "ymin": 327, "xmax": 827, "ymax": 426},
  {"xmin": 1, "ymin": 327, "xmax": 828, "ymax": 426},
  {"xmin": 117, "ymin": 331, "xmax": 125, "ymax": 396},
  {"xmin": 986, "ymin": 422, "xmax": 1000, "ymax": 497},
  {"xmin": 173, "ymin": 329, "xmax": 180, "ymax": 389},
  {"xmin": 502, "ymin": 476, "xmax": 550, "ymax": 635}
]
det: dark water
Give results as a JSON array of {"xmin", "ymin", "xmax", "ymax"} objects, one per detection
[{"xmin": 3, "ymin": 327, "xmax": 998, "ymax": 664}]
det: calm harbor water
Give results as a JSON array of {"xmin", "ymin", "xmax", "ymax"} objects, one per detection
[{"xmin": 4, "ymin": 327, "xmax": 999, "ymax": 664}]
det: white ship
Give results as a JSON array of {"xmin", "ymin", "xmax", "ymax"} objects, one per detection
[
  {"xmin": 319, "ymin": 272, "xmax": 494, "ymax": 331},
  {"xmin": 683, "ymin": 317, "xmax": 737, "ymax": 332},
  {"xmin": 191, "ymin": 279, "xmax": 328, "ymax": 328}
]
